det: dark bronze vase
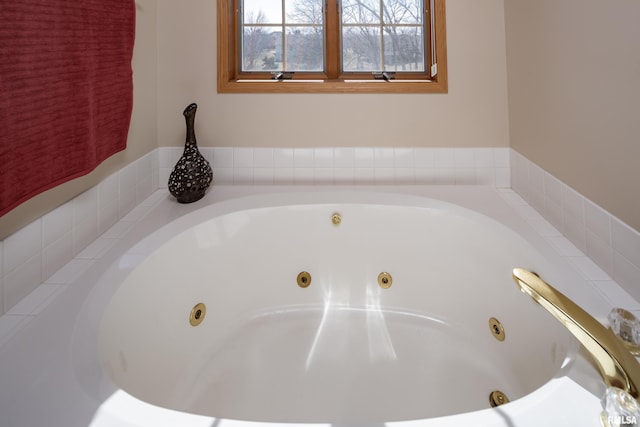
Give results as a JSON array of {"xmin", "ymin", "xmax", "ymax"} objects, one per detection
[{"xmin": 168, "ymin": 103, "xmax": 213, "ymax": 203}]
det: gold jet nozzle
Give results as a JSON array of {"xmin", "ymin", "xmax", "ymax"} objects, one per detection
[{"xmin": 512, "ymin": 267, "xmax": 640, "ymax": 400}]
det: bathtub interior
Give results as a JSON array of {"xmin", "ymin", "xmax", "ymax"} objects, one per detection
[{"xmin": 98, "ymin": 200, "xmax": 576, "ymax": 424}]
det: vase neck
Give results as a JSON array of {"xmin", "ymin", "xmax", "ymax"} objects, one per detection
[{"xmin": 184, "ymin": 111, "xmax": 197, "ymax": 146}]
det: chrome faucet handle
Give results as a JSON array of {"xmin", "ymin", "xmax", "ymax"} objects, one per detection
[
  {"xmin": 601, "ymin": 386, "xmax": 640, "ymax": 427},
  {"xmin": 609, "ymin": 308, "xmax": 640, "ymax": 356}
]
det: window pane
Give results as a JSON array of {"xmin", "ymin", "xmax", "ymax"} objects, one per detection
[
  {"xmin": 244, "ymin": 0, "xmax": 282, "ymax": 24},
  {"xmin": 342, "ymin": 0, "xmax": 380, "ymax": 25},
  {"xmin": 285, "ymin": 27, "xmax": 323, "ymax": 71},
  {"xmin": 285, "ymin": 0, "xmax": 323, "ymax": 25},
  {"xmin": 383, "ymin": 0, "xmax": 423, "ymax": 24},
  {"xmin": 241, "ymin": 0, "xmax": 323, "ymax": 72},
  {"xmin": 342, "ymin": 26, "xmax": 381, "ymax": 71},
  {"xmin": 383, "ymin": 26, "xmax": 424, "ymax": 71},
  {"xmin": 341, "ymin": 0, "xmax": 425, "ymax": 72},
  {"xmin": 243, "ymin": 27, "xmax": 282, "ymax": 71}
]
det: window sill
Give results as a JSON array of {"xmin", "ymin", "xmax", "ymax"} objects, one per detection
[{"xmin": 217, "ymin": 78, "xmax": 448, "ymax": 94}]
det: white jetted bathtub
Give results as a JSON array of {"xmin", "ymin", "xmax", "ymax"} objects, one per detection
[
  {"xmin": 98, "ymin": 189, "xmax": 578, "ymax": 424},
  {"xmin": 0, "ymin": 186, "xmax": 608, "ymax": 427}
]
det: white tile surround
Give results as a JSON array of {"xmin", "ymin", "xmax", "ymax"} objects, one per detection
[
  {"xmin": 510, "ymin": 150, "xmax": 640, "ymax": 303},
  {"xmin": 1, "ymin": 146, "xmax": 639, "ymax": 347},
  {"xmin": 159, "ymin": 147, "xmax": 512, "ymax": 188}
]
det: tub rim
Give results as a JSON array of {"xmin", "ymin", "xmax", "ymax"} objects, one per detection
[{"xmin": 65, "ymin": 185, "xmax": 605, "ymax": 427}]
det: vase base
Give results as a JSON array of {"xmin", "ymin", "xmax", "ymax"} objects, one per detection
[{"xmin": 174, "ymin": 191, "xmax": 207, "ymax": 204}]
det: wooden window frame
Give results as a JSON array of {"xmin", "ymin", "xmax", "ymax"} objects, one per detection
[{"xmin": 217, "ymin": 0, "xmax": 447, "ymax": 94}]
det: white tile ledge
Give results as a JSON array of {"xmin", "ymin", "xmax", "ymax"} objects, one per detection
[{"xmin": 1, "ymin": 146, "xmax": 639, "ymax": 329}]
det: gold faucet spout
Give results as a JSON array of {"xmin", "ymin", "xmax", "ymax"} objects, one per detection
[{"xmin": 512, "ymin": 267, "xmax": 640, "ymax": 400}]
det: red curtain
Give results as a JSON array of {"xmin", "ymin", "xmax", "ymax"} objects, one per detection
[{"xmin": 0, "ymin": 0, "xmax": 135, "ymax": 216}]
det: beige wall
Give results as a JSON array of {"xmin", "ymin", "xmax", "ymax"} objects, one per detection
[
  {"xmin": 505, "ymin": 0, "xmax": 640, "ymax": 231},
  {"xmin": 1, "ymin": 0, "xmax": 514, "ymax": 238},
  {"xmin": 0, "ymin": 0, "xmax": 159, "ymax": 239},
  {"xmin": 156, "ymin": 0, "xmax": 510, "ymax": 149},
  {"xmin": 7, "ymin": 0, "xmax": 639, "ymax": 237}
]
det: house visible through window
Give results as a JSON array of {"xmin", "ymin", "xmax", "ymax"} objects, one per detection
[{"xmin": 218, "ymin": 0, "xmax": 447, "ymax": 93}]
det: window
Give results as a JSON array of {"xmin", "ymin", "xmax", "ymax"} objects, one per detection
[{"xmin": 218, "ymin": 0, "xmax": 447, "ymax": 93}]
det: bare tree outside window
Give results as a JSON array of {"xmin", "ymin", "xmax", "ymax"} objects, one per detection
[
  {"xmin": 241, "ymin": 0, "xmax": 425, "ymax": 74},
  {"xmin": 342, "ymin": 0, "xmax": 425, "ymax": 72},
  {"xmin": 286, "ymin": 0, "xmax": 324, "ymax": 71},
  {"xmin": 242, "ymin": 0, "xmax": 324, "ymax": 72},
  {"xmin": 243, "ymin": 11, "xmax": 272, "ymax": 70}
]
